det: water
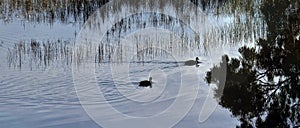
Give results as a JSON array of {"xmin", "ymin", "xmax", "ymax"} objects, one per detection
[
  {"xmin": 0, "ymin": 52, "xmax": 237, "ymax": 127},
  {"xmin": 0, "ymin": 0, "xmax": 282, "ymax": 128}
]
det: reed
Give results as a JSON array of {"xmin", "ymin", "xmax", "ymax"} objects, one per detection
[
  {"xmin": 7, "ymin": 39, "xmax": 73, "ymax": 69},
  {"xmin": 5, "ymin": 0, "xmax": 266, "ymax": 68}
]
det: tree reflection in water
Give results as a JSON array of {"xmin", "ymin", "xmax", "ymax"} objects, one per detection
[{"xmin": 206, "ymin": 0, "xmax": 300, "ymax": 127}]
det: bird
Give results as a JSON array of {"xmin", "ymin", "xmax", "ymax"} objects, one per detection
[
  {"xmin": 184, "ymin": 57, "xmax": 200, "ymax": 66},
  {"xmin": 139, "ymin": 77, "xmax": 152, "ymax": 88}
]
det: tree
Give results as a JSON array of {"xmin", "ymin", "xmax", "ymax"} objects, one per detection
[{"xmin": 206, "ymin": 0, "xmax": 300, "ymax": 127}]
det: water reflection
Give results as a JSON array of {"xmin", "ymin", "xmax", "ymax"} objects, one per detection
[
  {"xmin": 0, "ymin": 0, "xmax": 277, "ymax": 127},
  {"xmin": 1, "ymin": 0, "xmax": 268, "ymax": 126},
  {"xmin": 0, "ymin": 0, "xmax": 266, "ymax": 43},
  {"xmin": 0, "ymin": 0, "xmax": 109, "ymax": 24},
  {"xmin": 206, "ymin": 0, "xmax": 300, "ymax": 127},
  {"xmin": 3, "ymin": 0, "xmax": 266, "ymax": 69},
  {"xmin": 0, "ymin": 0, "xmax": 225, "ymax": 24},
  {"xmin": 7, "ymin": 39, "xmax": 73, "ymax": 69}
]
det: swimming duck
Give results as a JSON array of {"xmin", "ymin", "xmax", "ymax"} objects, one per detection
[
  {"xmin": 184, "ymin": 57, "xmax": 200, "ymax": 66},
  {"xmin": 139, "ymin": 77, "xmax": 152, "ymax": 88}
]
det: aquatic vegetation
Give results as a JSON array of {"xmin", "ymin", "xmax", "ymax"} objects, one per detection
[{"xmin": 7, "ymin": 39, "xmax": 73, "ymax": 69}]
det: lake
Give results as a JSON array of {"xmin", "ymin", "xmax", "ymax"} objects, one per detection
[{"xmin": 0, "ymin": 0, "xmax": 299, "ymax": 128}]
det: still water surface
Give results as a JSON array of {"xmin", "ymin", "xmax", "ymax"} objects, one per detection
[{"xmin": 0, "ymin": 0, "xmax": 271, "ymax": 127}]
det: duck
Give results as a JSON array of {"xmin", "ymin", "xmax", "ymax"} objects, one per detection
[
  {"xmin": 184, "ymin": 57, "xmax": 200, "ymax": 66},
  {"xmin": 139, "ymin": 77, "xmax": 152, "ymax": 88}
]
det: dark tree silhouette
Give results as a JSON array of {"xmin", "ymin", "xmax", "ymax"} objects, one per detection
[{"xmin": 206, "ymin": 0, "xmax": 300, "ymax": 127}]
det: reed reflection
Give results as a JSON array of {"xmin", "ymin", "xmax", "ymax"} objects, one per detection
[
  {"xmin": 5, "ymin": 0, "xmax": 266, "ymax": 70},
  {"xmin": 7, "ymin": 39, "xmax": 73, "ymax": 69}
]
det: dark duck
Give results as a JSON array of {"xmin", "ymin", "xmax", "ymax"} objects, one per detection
[
  {"xmin": 184, "ymin": 57, "xmax": 200, "ymax": 66},
  {"xmin": 139, "ymin": 77, "xmax": 152, "ymax": 88}
]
